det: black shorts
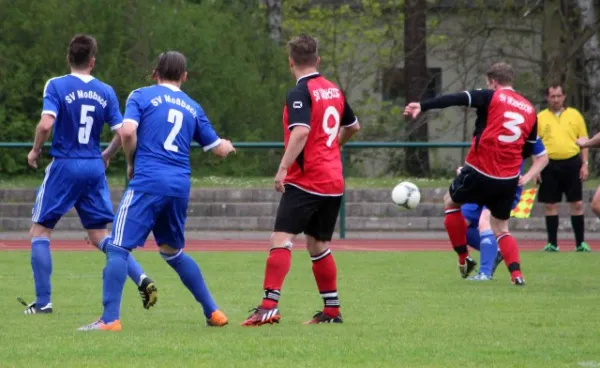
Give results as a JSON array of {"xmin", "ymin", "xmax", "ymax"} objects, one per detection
[
  {"xmin": 449, "ymin": 165, "xmax": 519, "ymax": 220},
  {"xmin": 538, "ymin": 154, "xmax": 583, "ymax": 203},
  {"xmin": 273, "ymin": 185, "xmax": 342, "ymax": 242}
]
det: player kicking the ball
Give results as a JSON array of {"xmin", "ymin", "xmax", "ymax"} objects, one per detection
[
  {"xmin": 462, "ymin": 136, "xmax": 547, "ymax": 281},
  {"xmin": 241, "ymin": 35, "xmax": 360, "ymax": 326},
  {"xmin": 21, "ymin": 34, "xmax": 156, "ymax": 315},
  {"xmin": 404, "ymin": 62, "xmax": 547, "ymax": 285},
  {"xmin": 79, "ymin": 51, "xmax": 235, "ymax": 331}
]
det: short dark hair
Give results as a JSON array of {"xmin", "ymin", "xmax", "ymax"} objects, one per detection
[
  {"xmin": 287, "ymin": 35, "xmax": 319, "ymax": 67},
  {"xmin": 486, "ymin": 62, "xmax": 514, "ymax": 86},
  {"xmin": 68, "ymin": 34, "xmax": 97, "ymax": 68},
  {"xmin": 545, "ymin": 84, "xmax": 565, "ymax": 96},
  {"xmin": 153, "ymin": 51, "xmax": 187, "ymax": 81}
]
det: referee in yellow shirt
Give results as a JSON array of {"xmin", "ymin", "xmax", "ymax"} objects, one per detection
[{"xmin": 537, "ymin": 84, "xmax": 591, "ymax": 252}]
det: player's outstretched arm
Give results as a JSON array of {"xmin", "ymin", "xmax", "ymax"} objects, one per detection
[
  {"xmin": 28, "ymin": 114, "xmax": 55, "ymax": 169},
  {"xmin": 519, "ymin": 152, "xmax": 549, "ymax": 187},
  {"xmin": 211, "ymin": 139, "xmax": 236, "ymax": 157},
  {"xmin": 339, "ymin": 120, "xmax": 360, "ymax": 146},
  {"xmin": 577, "ymin": 132, "xmax": 600, "ymax": 149}
]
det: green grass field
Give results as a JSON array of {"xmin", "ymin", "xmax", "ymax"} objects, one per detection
[
  {"xmin": 1, "ymin": 251, "xmax": 599, "ymax": 367},
  {"xmin": 2, "ymin": 175, "xmax": 600, "ymax": 190}
]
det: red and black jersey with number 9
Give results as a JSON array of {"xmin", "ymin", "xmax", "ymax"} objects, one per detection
[{"xmin": 282, "ymin": 73, "xmax": 357, "ymax": 196}]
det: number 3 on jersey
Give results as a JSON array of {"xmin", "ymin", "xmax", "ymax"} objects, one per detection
[
  {"xmin": 499, "ymin": 111, "xmax": 525, "ymax": 143},
  {"xmin": 164, "ymin": 109, "xmax": 183, "ymax": 152},
  {"xmin": 323, "ymin": 106, "xmax": 340, "ymax": 147}
]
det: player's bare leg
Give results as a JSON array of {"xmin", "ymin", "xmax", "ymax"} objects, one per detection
[
  {"xmin": 490, "ymin": 216, "xmax": 525, "ymax": 285},
  {"xmin": 19, "ymin": 224, "xmax": 55, "ymax": 314},
  {"xmin": 241, "ymin": 232, "xmax": 293, "ymax": 326},
  {"xmin": 304, "ymin": 235, "xmax": 342, "ymax": 324},
  {"xmin": 443, "ymin": 192, "xmax": 477, "ymax": 278}
]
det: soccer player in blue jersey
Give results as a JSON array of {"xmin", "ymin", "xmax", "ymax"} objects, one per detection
[
  {"xmin": 20, "ymin": 35, "xmax": 157, "ymax": 315},
  {"xmin": 460, "ymin": 137, "xmax": 548, "ymax": 281},
  {"xmin": 79, "ymin": 51, "xmax": 236, "ymax": 331}
]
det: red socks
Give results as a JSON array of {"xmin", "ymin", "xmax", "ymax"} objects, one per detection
[
  {"xmin": 261, "ymin": 247, "xmax": 292, "ymax": 309},
  {"xmin": 497, "ymin": 233, "xmax": 522, "ymax": 280},
  {"xmin": 260, "ymin": 246, "xmax": 340, "ymax": 317},
  {"xmin": 311, "ymin": 249, "xmax": 340, "ymax": 317},
  {"xmin": 444, "ymin": 208, "xmax": 469, "ymax": 264}
]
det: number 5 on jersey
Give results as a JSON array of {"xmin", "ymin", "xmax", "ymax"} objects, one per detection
[
  {"xmin": 499, "ymin": 111, "xmax": 525, "ymax": 143},
  {"xmin": 78, "ymin": 104, "xmax": 95, "ymax": 144},
  {"xmin": 164, "ymin": 109, "xmax": 183, "ymax": 152}
]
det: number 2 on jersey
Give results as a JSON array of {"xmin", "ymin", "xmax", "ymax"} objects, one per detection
[
  {"xmin": 164, "ymin": 109, "xmax": 183, "ymax": 152},
  {"xmin": 498, "ymin": 111, "xmax": 525, "ymax": 143},
  {"xmin": 322, "ymin": 106, "xmax": 340, "ymax": 147},
  {"xmin": 78, "ymin": 104, "xmax": 95, "ymax": 144}
]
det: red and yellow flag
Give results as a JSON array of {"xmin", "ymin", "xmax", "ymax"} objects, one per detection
[{"xmin": 510, "ymin": 188, "xmax": 537, "ymax": 219}]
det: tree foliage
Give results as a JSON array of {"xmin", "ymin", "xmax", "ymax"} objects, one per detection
[{"xmin": 0, "ymin": 0, "xmax": 289, "ymax": 176}]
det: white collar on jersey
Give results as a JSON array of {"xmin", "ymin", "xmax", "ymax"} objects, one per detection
[
  {"xmin": 296, "ymin": 72, "xmax": 320, "ymax": 84},
  {"xmin": 70, "ymin": 73, "xmax": 95, "ymax": 83},
  {"xmin": 498, "ymin": 86, "xmax": 515, "ymax": 91},
  {"xmin": 159, "ymin": 83, "xmax": 181, "ymax": 91}
]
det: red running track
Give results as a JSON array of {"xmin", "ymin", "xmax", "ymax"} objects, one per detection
[{"xmin": 1, "ymin": 238, "xmax": 596, "ymax": 252}]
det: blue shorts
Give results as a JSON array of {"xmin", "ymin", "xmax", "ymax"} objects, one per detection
[
  {"xmin": 110, "ymin": 190, "xmax": 188, "ymax": 250},
  {"xmin": 31, "ymin": 158, "xmax": 113, "ymax": 229},
  {"xmin": 461, "ymin": 197, "xmax": 521, "ymax": 229}
]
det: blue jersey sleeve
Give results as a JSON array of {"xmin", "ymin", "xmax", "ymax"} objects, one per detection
[
  {"xmin": 41, "ymin": 79, "xmax": 60, "ymax": 118},
  {"xmin": 123, "ymin": 89, "xmax": 143, "ymax": 127},
  {"xmin": 532, "ymin": 137, "xmax": 546, "ymax": 156},
  {"xmin": 194, "ymin": 106, "xmax": 221, "ymax": 151},
  {"xmin": 106, "ymin": 86, "xmax": 124, "ymax": 130}
]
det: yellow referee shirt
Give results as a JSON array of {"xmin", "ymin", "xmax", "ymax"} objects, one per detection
[{"xmin": 537, "ymin": 107, "xmax": 588, "ymax": 160}]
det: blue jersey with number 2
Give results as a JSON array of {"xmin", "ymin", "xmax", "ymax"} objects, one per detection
[{"xmin": 123, "ymin": 84, "xmax": 221, "ymax": 198}]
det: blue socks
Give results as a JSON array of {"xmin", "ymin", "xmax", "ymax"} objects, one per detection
[
  {"xmin": 466, "ymin": 227, "xmax": 480, "ymax": 251},
  {"xmin": 162, "ymin": 250, "xmax": 218, "ymax": 318},
  {"xmin": 98, "ymin": 236, "xmax": 146, "ymax": 286},
  {"xmin": 479, "ymin": 230, "xmax": 499, "ymax": 277},
  {"xmin": 31, "ymin": 237, "xmax": 52, "ymax": 307},
  {"xmin": 101, "ymin": 244, "xmax": 129, "ymax": 324}
]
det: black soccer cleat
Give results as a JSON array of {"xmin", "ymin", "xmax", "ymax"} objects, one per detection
[
  {"xmin": 459, "ymin": 257, "xmax": 478, "ymax": 279},
  {"xmin": 304, "ymin": 311, "xmax": 343, "ymax": 324},
  {"xmin": 491, "ymin": 252, "xmax": 504, "ymax": 276},
  {"xmin": 18, "ymin": 297, "xmax": 53, "ymax": 315},
  {"xmin": 138, "ymin": 277, "xmax": 158, "ymax": 309},
  {"xmin": 512, "ymin": 277, "xmax": 526, "ymax": 286}
]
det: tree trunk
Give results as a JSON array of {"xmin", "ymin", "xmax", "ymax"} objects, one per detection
[
  {"xmin": 574, "ymin": 0, "xmax": 600, "ymax": 173},
  {"xmin": 404, "ymin": 0, "xmax": 430, "ymax": 176},
  {"xmin": 542, "ymin": 0, "xmax": 568, "ymax": 86},
  {"xmin": 265, "ymin": 0, "xmax": 282, "ymax": 44}
]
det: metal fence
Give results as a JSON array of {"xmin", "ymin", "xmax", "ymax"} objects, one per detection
[{"xmin": 0, "ymin": 141, "xmax": 471, "ymax": 238}]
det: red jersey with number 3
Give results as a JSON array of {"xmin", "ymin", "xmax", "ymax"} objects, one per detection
[
  {"xmin": 463, "ymin": 88, "xmax": 538, "ymax": 179},
  {"xmin": 282, "ymin": 73, "xmax": 358, "ymax": 196}
]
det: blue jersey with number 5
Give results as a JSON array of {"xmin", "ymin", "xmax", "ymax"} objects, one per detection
[
  {"xmin": 42, "ymin": 74, "xmax": 123, "ymax": 158},
  {"xmin": 123, "ymin": 84, "xmax": 221, "ymax": 197}
]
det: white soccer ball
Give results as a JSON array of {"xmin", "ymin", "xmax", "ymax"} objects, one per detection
[{"xmin": 391, "ymin": 181, "xmax": 421, "ymax": 209}]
